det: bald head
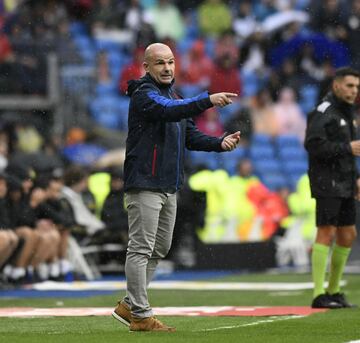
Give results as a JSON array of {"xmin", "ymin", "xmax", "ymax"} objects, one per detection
[
  {"xmin": 143, "ymin": 43, "xmax": 175, "ymax": 85},
  {"xmin": 144, "ymin": 43, "xmax": 174, "ymax": 63}
]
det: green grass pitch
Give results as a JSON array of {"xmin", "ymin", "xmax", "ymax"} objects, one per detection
[{"xmin": 1, "ymin": 273, "xmax": 360, "ymax": 343}]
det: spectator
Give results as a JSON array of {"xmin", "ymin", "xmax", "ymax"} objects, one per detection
[
  {"xmin": 224, "ymin": 106, "xmax": 253, "ymax": 144},
  {"xmin": 61, "ymin": 165, "xmax": 105, "ymax": 241},
  {"xmin": 273, "ymin": 87, "xmax": 306, "ymax": 141},
  {"xmin": 179, "ymin": 39, "xmax": 213, "ymax": 89},
  {"xmin": 232, "ymin": 0, "xmax": 258, "ymax": 43},
  {"xmin": 0, "ymin": 173, "xmax": 19, "ymax": 270},
  {"xmin": 249, "ymin": 88, "xmax": 278, "ymax": 137},
  {"xmin": 214, "ymin": 30, "xmax": 239, "ymax": 68},
  {"xmin": 119, "ymin": 0, "xmax": 144, "ymax": 33},
  {"xmin": 310, "ymin": 0, "xmax": 348, "ymax": 41},
  {"xmin": 100, "ymin": 168, "xmax": 128, "ymax": 245},
  {"xmin": 345, "ymin": 0, "xmax": 360, "ymax": 70},
  {"xmin": 44, "ymin": 174, "xmax": 74, "ymax": 279},
  {"xmin": 90, "ymin": 0, "xmax": 121, "ymax": 30},
  {"xmin": 55, "ymin": 19, "xmax": 83, "ymax": 65},
  {"xmin": 195, "ymin": 108, "xmax": 224, "ymax": 138},
  {"xmin": 209, "ymin": 53, "xmax": 242, "ymax": 96},
  {"xmin": 198, "ymin": 0, "xmax": 232, "ymax": 38},
  {"xmin": 96, "ymin": 51, "xmax": 113, "ymax": 88},
  {"xmin": 143, "ymin": 0, "xmax": 185, "ymax": 42},
  {"xmin": 119, "ymin": 47, "xmax": 145, "ymax": 95}
]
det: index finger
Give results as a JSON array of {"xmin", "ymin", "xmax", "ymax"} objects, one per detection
[{"xmin": 224, "ymin": 93, "xmax": 238, "ymax": 98}]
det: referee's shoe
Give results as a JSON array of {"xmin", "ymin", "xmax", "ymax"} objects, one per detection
[
  {"xmin": 311, "ymin": 293, "xmax": 342, "ymax": 309},
  {"xmin": 329, "ymin": 293, "xmax": 357, "ymax": 308}
]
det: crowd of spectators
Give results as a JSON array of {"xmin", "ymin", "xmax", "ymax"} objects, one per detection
[{"xmin": 1, "ymin": 0, "xmax": 360, "ymax": 285}]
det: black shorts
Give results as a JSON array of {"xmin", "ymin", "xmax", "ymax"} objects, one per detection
[{"xmin": 316, "ymin": 197, "xmax": 356, "ymax": 227}]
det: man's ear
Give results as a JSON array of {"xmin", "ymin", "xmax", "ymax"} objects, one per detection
[
  {"xmin": 143, "ymin": 62, "xmax": 149, "ymax": 72},
  {"xmin": 332, "ymin": 80, "xmax": 338, "ymax": 92}
]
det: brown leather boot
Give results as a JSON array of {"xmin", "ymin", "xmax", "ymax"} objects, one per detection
[
  {"xmin": 112, "ymin": 301, "xmax": 131, "ymax": 326},
  {"xmin": 130, "ymin": 316, "xmax": 176, "ymax": 332}
]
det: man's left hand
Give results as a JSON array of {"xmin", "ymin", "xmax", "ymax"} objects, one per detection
[{"xmin": 221, "ymin": 131, "xmax": 241, "ymax": 151}]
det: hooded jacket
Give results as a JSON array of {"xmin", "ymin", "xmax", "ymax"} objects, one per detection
[
  {"xmin": 304, "ymin": 92, "xmax": 358, "ymax": 198},
  {"xmin": 124, "ymin": 73, "xmax": 224, "ymax": 193}
]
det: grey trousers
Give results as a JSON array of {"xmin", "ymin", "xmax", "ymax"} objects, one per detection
[{"xmin": 122, "ymin": 190, "xmax": 177, "ymax": 318}]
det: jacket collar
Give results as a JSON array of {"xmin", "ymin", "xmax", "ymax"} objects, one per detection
[{"xmin": 325, "ymin": 92, "xmax": 353, "ymax": 118}]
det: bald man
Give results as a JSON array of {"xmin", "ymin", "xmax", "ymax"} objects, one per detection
[{"xmin": 112, "ymin": 43, "xmax": 240, "ymax": 332}]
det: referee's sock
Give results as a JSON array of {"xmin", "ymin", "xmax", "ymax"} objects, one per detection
[
  {"xmin": 312, "ymin": 243, "xmax": 330, "ymax": 298},
  {"xmin": 327, "ymin": 245, "xmax": 351, "ymax": 295}
]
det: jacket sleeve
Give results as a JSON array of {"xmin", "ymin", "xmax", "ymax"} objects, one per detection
[
  {"xmin": 185, "ymin": 118, "xmax": 223, "ymax": 152},
  {"xmin": 304, "ymin": 111, "xmax": 352, "ymax": 159},
  {"xmin": 133, "ymin": 86, "xmax": 213, "ymax": 122}
]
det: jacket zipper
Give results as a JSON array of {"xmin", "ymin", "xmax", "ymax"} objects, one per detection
[{"xmin": 152, "ymin": 144, "xmax": 157, "ymax": 176}]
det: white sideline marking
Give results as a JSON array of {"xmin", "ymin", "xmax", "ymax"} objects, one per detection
[
  {"xmin": 193, "ymin": 315, "xmax": 304, "ymax": 332},
  {"xmin": 29, "ymin": 280, "xmax": 347, "ymax": 291},
  {"xmin": 345, "ymin": 340, "xmax": 360, "ymax": 343}
]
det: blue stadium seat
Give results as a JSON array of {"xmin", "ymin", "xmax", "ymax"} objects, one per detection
[
  {"xmin": 73, "ymin": 36, "xmax": 93, "ymax": 50},
  {"xmin": 299, "ymin": 84, "xmax": 319, "ymax": 114},
  {"xmin": 188, "ymin": 151, "xmax": 221, "ymax": 170},
  {"xmin": 251, "ymin": 133, "xmax": 273, "ymax": 146},
  {"xmin": 62, "ymin": 143, "xmax": 108, "ymax": 166},
  {"xmin": 95, "ymin": 39, "xmax": 124, "ymax": 52},
  {"xmin": 278, "ymin": 146, "xmax": 307, "ymax": 160},
  {"xmin": 240, "ymin": 70, "xmax": 260, "ymax": 97},
  {"xmin": 89, "ymin": 95, "xmax": 129, "ymax": 130},
  {"xmin": 249, "ymin": 144, "xmax": 275, "ymax": 160},
  {"xmin": 253, "ymin": 158, "xmax": 282, "ymax": 174},
  {"xmin": 275, "ymin": 134, "xmax": 302, "ymax": 148},
  {"xmin": 178, "ymin": 84, "xmax": 204, "ymax": 98},
  {"xmin": 69, "ymin": 21, "xmax": 88, "ymax": 37},
  {"xmin": 282, "ymin": 160, "xmax": 308, "ymax": 175},
  {"xmin": 220, "ymin": 147, "xmax": 247, "ymax": 175},
  {"xmin": 95, "ymin": 82, "xmax": 118, "ymax": 96},
  {"xmin": 217, "ymin": 101, "xmax": 242, "ymax": 124},
  {"xmin": 259, "ymin": 172, "xmax": 287, "ymax": 191},
  {"xmin": 287, "ymin": 173, "xmax": 305, "ymax": 191}
]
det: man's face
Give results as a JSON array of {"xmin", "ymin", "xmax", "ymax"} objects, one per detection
[
  {"xmin": 333, "ymin": 75, "xmax": 360, "ymax": 104},
  {"xmin": 47, "ymin": 179, "xmax": 63, "ymax": 199},
  {"xmin": 0, "ymin": 178, "xmax": 7, "ymax": 198},
  {"xmin": 143, "ymin": 47, "xmax": 175, "ymax": 85}
]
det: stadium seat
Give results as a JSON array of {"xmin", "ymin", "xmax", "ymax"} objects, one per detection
[
  {"xmin": 251, "ymin": 133, "xmax": 273, "ymax": 146},
  {"xmin": 62, "ymin": 143, "xmax": 108, "ymax": 166},
  {"xmin": 278, "ymin": 146, "xmax": 307, "ymax": 160},
  {"xmin": 94, "ymin": 39, "xmax": 124, "ymax": 52},
  {"xmin": 89, "ymin": 95, "xmax": 129, "ymax": 130},
  {"xmin": 240, "ymin": 70, "xmax": 260, "ymax": 97},
  {"xmin": 73, "ymin": 36, "xmax": 93, "ymax": 50},
  {"xmin": 253, "ymin": 158, "xmax": 282, "ymax": 174},
  {"xmin": 249, "ymin": 144, "xmax": 275, "ymax": 160},
  {"xmin": 95, "ymin": 82, "xmax": 118, "ymax": 96},
  {"xmin": 220, "ymin": 147, "xmax": 248, "ymax": 175},
  {"xmin": 299, "ymin": 84, "xmax": 319, "ymax": 114},
  {"xmin": 275, "ymin": 134, "xmax": 302, "ymax": 148},
  {"xmin": 217, "ymin": 100, "xmax": 242, "ymax": 124},
  {"xmin": 188, "ymin": 150, "xmax": 221, "ymax": 170},
  {"xmin": 178, "ymin": 84, "xmax": 204, "ymax": 98},
  {"xmin": 69, "ymin": 21, "xmax": 88, "ymax": 37},
  {"xmin": 259, "ymin": 172, "xmax": 287, "ymax": 191},
  {"xmin": 282, "ymin": 159, "xmax": 308, "ymax": 175}
]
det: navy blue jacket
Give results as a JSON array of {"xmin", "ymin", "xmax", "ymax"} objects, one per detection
[{"xmin": 124, "ymin": 73, "xmax": 223, "ymax": 193}]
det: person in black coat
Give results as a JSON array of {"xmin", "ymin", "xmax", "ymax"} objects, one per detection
[
  {"xmin": 305, "ymin": 66, "xmax": 360, "ymax": 309},
  {"xmin": 101, "ymin": 169, "xmax": 128, "ymax": 245},
  {"xmin": 112, "ymin": 42, "xmax": 241, "ymax": 332}
]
